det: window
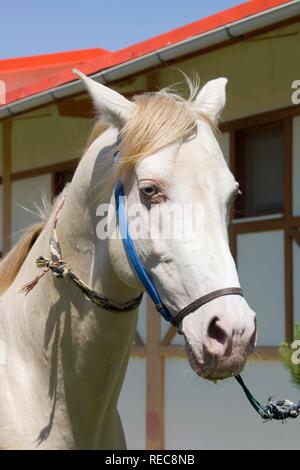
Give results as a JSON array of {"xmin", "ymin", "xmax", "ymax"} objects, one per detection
[
  {"xmin": 52, "ymin": 168, "xmax": 75, "ymax": 198},
  {"xmin": 235, "ymin": 124, "xmax": 284, "ymax": 218},
  {"xmin": 230, "ymin": 115, "xmax": 299, "ymax": 349}
]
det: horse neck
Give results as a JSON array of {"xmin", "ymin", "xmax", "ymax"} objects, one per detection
[
  {"xmin": 50, "ymin": 125, "xmax": 140, "ymax": 359},
  {"xmin": 58, "ymin": 126, "xmax": 139, "ymax": 303},
  {"xmin": 1, "ymin": 127, "xmax": 140, "ymax": 448},
  {"xmin": 55, "ymin": 126, "xmax": 140, "ymax": 396}
]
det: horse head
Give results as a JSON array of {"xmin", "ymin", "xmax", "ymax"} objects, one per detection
[{"xmin": 75, "ymin": 70, "xmax": 257, "ymax": 380}]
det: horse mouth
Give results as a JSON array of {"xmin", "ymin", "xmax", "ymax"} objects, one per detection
[{"xmin": 184, "ymin": 339, "xmax": 247, "ymax": 381}]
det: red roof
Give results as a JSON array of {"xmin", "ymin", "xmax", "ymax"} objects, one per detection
[
  {"xmin": 0, "ymin": 0, "xmax": 293, "ymax": 106},
  {"xmin": 0, "ymin": 48, "xmax": 108, "ymax": 95}
]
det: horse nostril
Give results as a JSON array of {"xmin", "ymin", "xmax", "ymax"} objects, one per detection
[{"xmin": 207, "ymin": 316, "xmax": 227, "ymax": 346}]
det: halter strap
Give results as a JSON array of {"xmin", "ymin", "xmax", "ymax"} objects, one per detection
[
  {"xmin": 22, "ymin": 141, "xmax": 243, "ymax": 331},
  {"xmin": 115, "ymin": 182, "xmax": 174, "ymax": 324},
  {"xmin": 114, "ymin": 181, "xmax": 243, "ymax": 331},
  {"xmin": 172, "ymin": 287, "xmax": 243, "ymax": 326}
]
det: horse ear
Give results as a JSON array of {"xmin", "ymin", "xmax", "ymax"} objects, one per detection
[
  {"xmin": 193, "ymin": 77, "xmax": 228, "ymax": 121},
  {"xmin": 73, "ymin": 69, "xmax": 135, "ymax": 127}
]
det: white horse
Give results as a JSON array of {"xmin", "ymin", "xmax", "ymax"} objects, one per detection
[{"xmin": 0, "ymin": 72, "xmax": 256, "ymax": 449}]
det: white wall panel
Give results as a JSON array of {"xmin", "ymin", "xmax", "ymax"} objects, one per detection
[
  {"xmin": 237, "ymin": 231, "xmax": 285, "ymax": 346},
  {"xmin": 118, "ymin": 358, "xmax": 146, "ymax": 450},
  {"xmin": 165, "ymin": 358, "xmax": 300, "ymax": 449},
  {"xmin": 293, "ymin": 116, "xmax": 300, "ymax": 216},
  {"xmin": 171, "ymin": 331, "xmax": 185, "ymax": 346},
  {"xmin": 294, "ymin": 241, "xmax": 300, "ymax": 325},
  {"xmin": 12, "ymin": 175, "xmax": 51, "ymax": 245}
]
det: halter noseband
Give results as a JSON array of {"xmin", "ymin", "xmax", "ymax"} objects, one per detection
[
  {"xmin": 22, "ymin": 141, "xmax": 243, "ymax": 334},
  {"xmin": 115, "ymin": 181, "xmax": 243, "ymax": 332},
  {"xmin": 22, "ymin": 140, "xmax": 300, "ymax": 423}
]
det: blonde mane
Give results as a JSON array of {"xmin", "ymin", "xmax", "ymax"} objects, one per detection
[
  {"xmin": 86, "ymin": 80, "xmax": 217, "ymax": 190},
  {"xmin": 0, "ymin": 223, "xmax": 44, "ymax": 295},
  {"xmin": 0, "ymin": 80, "xmax": 216, "ymax": 296}
]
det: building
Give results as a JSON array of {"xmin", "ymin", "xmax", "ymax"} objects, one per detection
[{"xmin": 1, "ymin": 0, "xmax": 300, "ymax": 449}]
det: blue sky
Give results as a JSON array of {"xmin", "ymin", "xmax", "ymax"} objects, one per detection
[{"xmin": 0, "ymin": 0, "xmax": 242, "ymax": 59}]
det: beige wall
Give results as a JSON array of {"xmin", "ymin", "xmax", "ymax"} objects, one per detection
[
  {"xmin": 0, "ymin": 72, "xmax": 150, "ymax": 176},
  {"xmin": 11, "ymin": 104, "xmax": 91, "ymax": 173},
  {"xmin": 113, "ymin": 73, "xmax": 148, "ymax": 96},
  {"xmin": 11, "ymin": 174, "xmax": 52, "ymax": 245},
  {"xmin": 158, "ymin": 21, "xmax": 300, "ymax": 121},
  {"xmin": 2, "ymin": 20, "xmax": 300, "ymax": 178}
]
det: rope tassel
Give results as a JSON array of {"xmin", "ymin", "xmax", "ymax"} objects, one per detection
[
  {"xmin": 19, "ymin": 255, "xmax": 68, "ymax": 295},
  {"xmin": 19, "ymin": 267, "xmax": 50, "ymax": 295}
]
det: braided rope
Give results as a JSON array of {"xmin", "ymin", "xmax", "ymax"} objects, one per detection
[{"xmin": 20, "ymin": 197, "xmax": 143, "ymax": 313}]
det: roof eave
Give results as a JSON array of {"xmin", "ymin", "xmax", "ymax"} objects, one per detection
[{"xmin": 1, "ymin": 0, "xmax": 300, "ymax": 120}]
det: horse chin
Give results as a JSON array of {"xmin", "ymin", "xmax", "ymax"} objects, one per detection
[{"xmin": 184, "ymin": 340, "xmax": 248, "ymax": 381}]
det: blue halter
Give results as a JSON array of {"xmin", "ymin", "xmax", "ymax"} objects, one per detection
[
  {"xmin": 113, "ymin": 145, "xmax": 243, "ymax": 330},
  {"xmin": 114, "ymin": 182, "xmax": 175, "ymax": 325},
  {"xmin": 113, "ymin": 145, "xmax": 300, "ymax": 424}
]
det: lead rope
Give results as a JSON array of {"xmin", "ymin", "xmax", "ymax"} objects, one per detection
[
  {"xmin": 20, "ymin": 139, "xmax": 300, "ymax": 422},
  {"xmin": 235, "ymin": 374, "xmax": 300, "ymax": 421}
]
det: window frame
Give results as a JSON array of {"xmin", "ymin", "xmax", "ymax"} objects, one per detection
[
  {"xmin": 228, "ymin": 115, "xmax": 298, "ymax": 349},
  {"xmin": 234, "ymin": 121, "xmax": 285, "ymax": 219}
]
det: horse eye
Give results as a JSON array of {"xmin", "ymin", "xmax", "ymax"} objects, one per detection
[{"xmin": 141, "ymin": 185, "xmax": 158, "ymax": 197}]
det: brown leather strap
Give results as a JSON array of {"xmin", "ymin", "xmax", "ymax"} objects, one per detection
[{"xmin": 172, "ymin": 287, "xmax": 243, "ymax": 327}]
